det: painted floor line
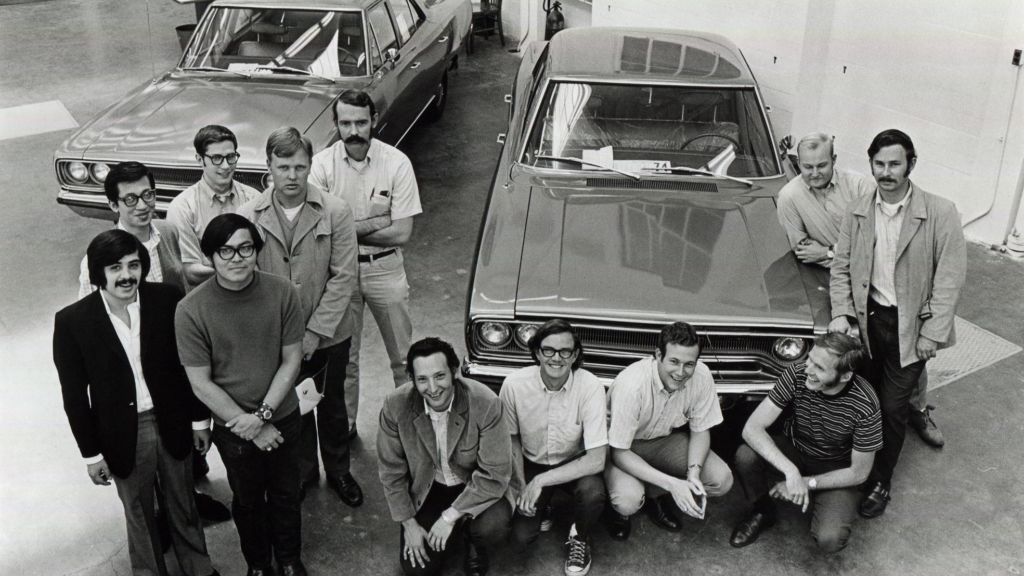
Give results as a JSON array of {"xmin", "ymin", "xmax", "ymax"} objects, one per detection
[{"xmin": 0, "ymin": 100, "xmax": 78, "ymax": 141}]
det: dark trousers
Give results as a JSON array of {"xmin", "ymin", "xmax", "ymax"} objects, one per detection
[
  {"xmin": 734, "ymin": 436, "xmax": 859, "ymax": 554},
  {"xmin": 213, "ymin": 409, "xmax": 302, "ymax": 569},
  {"xmin": 112, "ymin": 411, "xmax": 213, "ymax": 576},
  {"xmin": 511, "ymin": 457, "xmax": 605, "ymax": 545},
  {"xmin": 864, "ymin": 301, "xmax": 927, "ymax": 485},
  {"xmin": 399, "ymin": 482, "xmax": 512, "ymax": 576},
  {"xmin": 298, "ymin": 338, "xmax": 352, "ymax": 480}
]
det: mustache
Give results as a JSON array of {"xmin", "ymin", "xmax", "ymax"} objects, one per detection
[
  {"xmin": 343, "ymin": 134, "xmax": 368, "ymax": 145},
  {"xmin": 115, "ymin": 278, "xmax": 138, "ymax": 288}
]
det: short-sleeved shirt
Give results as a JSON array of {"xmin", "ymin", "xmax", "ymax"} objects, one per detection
[
  {"xmin": 768, "ymin": 363, "xmax": 883, "ymax": 462},
  {"xmin": 499, "ymin": 366, "xmax": 608, "ymax": 466},
  {"xmin": 166, "ymin": 178, "xmax": 261, "ymax": 266},
  {"xmin": 607, "ymin": 357, "xmax": 723, "ymax": 449},
  {"xmin": 174, "ymin": 271, "xmax": 304, "ymax": 424},
  {"xmin": 309, "ymin": 139, "xmax": 422, "ymax": 256},
  {"xmin": 777, "ymin": 168, "xmax": 875, "ymax": 250}
]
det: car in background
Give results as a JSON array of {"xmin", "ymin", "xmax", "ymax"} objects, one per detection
[
  {"xmin": 55, "ymin": 0, "xmax": 470, "ymax": 220},
  {"xmin": 463, "ymin": 27, "xmax": 830, "ymax": 401}
]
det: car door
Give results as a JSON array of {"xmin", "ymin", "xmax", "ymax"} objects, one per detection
[
  {"xmin": 388, "ymin": 0, "xmax": 448, "ymax": 131},
  {"xmin": 366, "ymin": 1, "xmax": 418, "ymax": 144}
]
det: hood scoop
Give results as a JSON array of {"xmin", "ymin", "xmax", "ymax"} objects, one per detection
[{"xmin": 586, "ymin": 178, "xmax": 718, "ymax": 193}]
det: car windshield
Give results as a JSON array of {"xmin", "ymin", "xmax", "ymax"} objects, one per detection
[
  {"xmin": 524, "ymin": 82, "xmax": 779, "ymax": 178},
  {"xmin": 180, "ymin": 8, "xmax": 369, "ymax": 78}
]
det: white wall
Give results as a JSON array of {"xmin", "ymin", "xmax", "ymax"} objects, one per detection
[{"xmin": 591, "ymin": 0, "xmax": 1024, "ymax": 246}]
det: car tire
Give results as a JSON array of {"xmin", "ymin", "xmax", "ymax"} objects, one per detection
[{"xmin": 425, "ymin": 72, "xmax": 447, "ymax": 122}]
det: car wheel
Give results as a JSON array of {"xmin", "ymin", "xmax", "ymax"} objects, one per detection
[{"xmin": 425, "ymin": 72, "xmax": 447, "ymax": 122}]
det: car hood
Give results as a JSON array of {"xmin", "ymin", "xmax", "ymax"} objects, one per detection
[
  {"xmin": 514, "ymin": 183, "xmax": 821, "ymax": 329},
  {"xmin": 59, "ymin": 75, "xmax": 356, "ymax": 168}
]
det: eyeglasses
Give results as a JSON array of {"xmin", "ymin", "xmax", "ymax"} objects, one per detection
[
  {"xmin": 539, "ymin": 347, "xmax": 576, "ymax": 359},
  {"xmin": 215, "ymin": 243, "xmax": 256, "ymax": 260},
  {"xmin": 204, "ymin": 153, "xmax": 240, "ymax": 166},
  {"xmin": 119, "ymin": 189, "xmax": 157, "ymax": 207}
]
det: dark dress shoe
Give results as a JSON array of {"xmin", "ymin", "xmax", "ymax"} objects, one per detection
[
  {"xmin": 193, "ymin": 452, "xmax": 211, "ymax": 481},
  {"xmin": 606, "ymin": 512, "xmax": 632, "ymax": 541},
  {"xmin": 729, "ymin": 510, "xmax": 777, "ymax": 548},
  {"xmin": 327, "ymin": 473, "xmax": 364, "ymax": 507},
  {"xmin": 245, "ymin": 567, "xmax": 271, "ymax": 576},
  {"xmin": 195, "ymin": 491, "xmax": 232, "ymax": 523},
  {"xmin": 859, "ymin": 482, "xmax": 891, "ymax": 518},
  {"xmin": 279, "ymin": 560, "xmax": 308, "ymax": 576},
  {"xmin": 464, "ymin": 538, "xmax": 489, "ymax": 576},
  {"xmin": 909, "ymin": 405, "xmax": 945, "ymax": 448},
  {"xmin": 648, "ymin": 494, "xmax": 683, "ymax": 532}
]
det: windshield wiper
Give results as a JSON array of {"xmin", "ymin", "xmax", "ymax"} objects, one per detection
[
  {"xmin": 252, "ymin": 65, "xmax": 337, "ymax": 83},
  {"xmin": 644, "ymin": 165, "xmax": 753, "ymax": 187},
  {"xmin": 180, "ymin": 66, "xmax": 251, "ymax": 78},
  {"xmin": 535, "ymin": 155, "xmax": 640, "ymax": 181}
]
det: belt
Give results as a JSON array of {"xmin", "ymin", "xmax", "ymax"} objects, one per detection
[{"xmin": 358, "ymin": 248, "xmax": 396, "ymax": 263}]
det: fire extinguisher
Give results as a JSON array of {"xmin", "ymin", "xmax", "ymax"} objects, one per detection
[{"xmin": 544, "ymin": 0, "xmax": 565, "ymax": 41}]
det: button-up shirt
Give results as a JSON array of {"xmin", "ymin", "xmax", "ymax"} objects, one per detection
[
  {"xmin": 777, "ymin": 168, "xmax": 876, "ymax": 251},
  {"xmin": 869, "ymin": 184, "xmax": 913, "ymax": 308},
  {"xmin": 499, "ymin": 366, "xmax": 608, "ymax": 465},
  {"xmin": 425, "ymin": 399, "xmax": 463, "ymax": 487},
  {"xmin": 607, "ymin": 357, "xmax": 723, "ymax": 449},
  {"xmin": 166, "ymin": 178, "xmax": 261, "ymax": 266},
  {"xmin": 309, "ymin": 139, "xmax": 422, "ymax": 256},
  {"xmin": 78, "ymin": 221, "xmax": 163, "ymax": 300},
  {"xmin": 101, "ymin": 291, "xmax": 153, "ymax": 414}
]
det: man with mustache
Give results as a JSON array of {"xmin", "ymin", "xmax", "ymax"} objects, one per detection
[
  {"xmin": 55, "ymin": 230, "xmax": 219, "ymax": 576},
  {"xmin": 309, "ymin": 89, "xmax": 422, "ymax": 440},
  {"xmin": 829, "ymin": 129, "xmax": 966, "ymax": 518},
  {"xmin": 777, "ymin": 134, "xmax": 944, "ymax": 449}
]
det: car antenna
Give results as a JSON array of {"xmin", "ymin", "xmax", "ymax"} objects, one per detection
[{"xmin": 145, "ymin": 0, "xmax": 158, "ymax": 82}]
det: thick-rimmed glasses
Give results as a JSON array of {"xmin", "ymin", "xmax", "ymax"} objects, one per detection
[
  {"xmin": 215, "ymin": 243, "xmax": 256, "ymax": 260},
  {"xmin": 204, "ymin": 153, "xmax": 240, "ymax": 165},
  {"xmin": 539, "ymin": 347, "xmax": 576, "ymax": 359},
  {"xmin": 119, "ymin": 189, "xmax": 157, "ymax": 207}
]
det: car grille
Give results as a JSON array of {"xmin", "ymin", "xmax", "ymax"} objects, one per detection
[
  {"xmin": 586, "ymin": 178, "xmax": 718, "ymax": 193},
  {"xmin": 149, "ymin": 168, "xmax": 268, "ymax": 200}
]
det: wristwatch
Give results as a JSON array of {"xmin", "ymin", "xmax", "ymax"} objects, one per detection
[
  {"xmin": 826, "ymin": 245, "xmax": 835, "ymax": 259},
  {"xmin": 253, "ymin": 402, "xmax": 274, "ymax": 423},
  {"xmin": 807, "ymin": 477, "xmax": 817, "ymax": 489}
]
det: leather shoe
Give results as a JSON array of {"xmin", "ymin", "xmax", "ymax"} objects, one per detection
[
  {"xmin": 729, "ymin": 510, "xmax": 776, "ymax": 548},
  {"xmin": 278, "ymin": 560, "xmax": 307, "ymax": 576},
  {"xmin": 647, "ymin": 494, "xmax": 683, "ymax": 532},
  {"xmin": 859, "ymin": 482, "xmax": 891, "ymax": 518},
  {"xmin": 245, "ymin": 568, "xmax": 271, "ymax": 576},
  {"xmin": 606, "ymin": 512, "xmax": 631, "ymax": 541},
  {"xmin": 909, "ymin": 405, "xmax": 945, "ymax": 448},
  {"xmin": 464, "ymin": 537, "xmax": 489, "ymax": 576},
  {"xmin": 327, "ymin": 473, "xmax": 363, "ymax": 507},
  {"xmin": 195, "ymin": 491, "xmax": 232, "ymax": 523}
]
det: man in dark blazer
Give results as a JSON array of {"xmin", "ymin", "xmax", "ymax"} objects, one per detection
[
  {"xmin": 377, "ymin": 337, "xmax": 513, "ymax": 576},
  {"xmin": 54, "ymin": 229, "xmax": 218, "ymax": 576}
]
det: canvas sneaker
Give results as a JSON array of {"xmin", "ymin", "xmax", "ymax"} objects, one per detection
[
  {"xmin": 539, "ymin": 504, "xmax": 554, "ymax": 532},
  {"xmin": 564, "ymin": 524, "xmax": 591, "ymax": 576}
]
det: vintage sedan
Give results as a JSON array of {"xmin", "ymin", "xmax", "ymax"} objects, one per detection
[
  {"xmin": 463, "ymin": 27, "xmax": 830, "ymax": 400},
  {"xmin": 55, "ymin": 0, "xmax": 470, "ymax": 220}
]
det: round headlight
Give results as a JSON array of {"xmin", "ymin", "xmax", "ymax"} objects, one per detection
[
  {"xmin": 773, "ymin": 337, "xmax": 808, "ymax": 361},
  {"xmin": 477, "ymin": 322, "xmax": 512, "ymax": 347},
  {"xmin": 514, "ymin": 324, "xmax": 539, "ymax": 348},
  {"xmin": 90, "ymin": 162, "xmax": 110, "ymax": 183},
  {"xmin": 66, "ymin": 162, "xmax": 89, "ymax": 183}
]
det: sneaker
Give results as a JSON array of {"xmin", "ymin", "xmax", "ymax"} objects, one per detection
[
  {"xmin": 539, "ymin": 504, "xmax": 554, "ymax": 532},
  {"xmin": 564, "ymin": 524, "xmax": 591, "ymax": 576}
]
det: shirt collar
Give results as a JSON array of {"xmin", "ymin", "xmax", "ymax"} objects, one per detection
[
  {"xmin": 116, "ymin": 220, "xmax": 161, "ymax": 246},
  {"xmin": 199, "ymin": 178, "xmax": 237, "ymax": 206},
  {"xmin": 424, "ymin": 397, "xmax": 453, "ymax": 420},
  {"xmin": 874, "ymin": 182, "xmax": 913, "ymax": 212},
  {"xmin": 537, "ymin": 366, "xmax": 573, "ymax": 394},
  {"xmin": 100, "ymin": 288, "xmax": 140, "ymax": 316},
  {"xmin": 340, "ymin": 139, "xmax": 377, "ymax": 166}
]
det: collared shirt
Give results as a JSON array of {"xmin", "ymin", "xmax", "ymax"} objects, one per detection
[
  {"xmin": 166, "ymin": 177, "xmax": 261, "ymax": 266},
  {"xmin": 309, "ymin": 139, "xmax": 422, "ymax": 256},
  {"xmin": 78, "ymin": 221, "xmax": 163, "ymax": 300},
  {"xmin": 777, "ymin": 168, "xmax": 875, "ymax": 250},
  {"xmin": 499, "ymin": 366, "xmax": 608, "ymax": 465},
  {"xmin": 425, "ymin": 399, "xmax": 463, "ymax": 487},
  {"xmin": 607, "ymin": 357, "xmax": 723, "ymax": 449},
  {"xmin": 102, "ymin": 292, "xmax": 153, "ymax": 414},
  {"xmin": 869, "ymin": 184, "xmax": 913, "ymax": 307}
]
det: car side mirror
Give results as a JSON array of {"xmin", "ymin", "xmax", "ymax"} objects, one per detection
[
  {"xmin": 385, "ymin": 48, "xmax": 399, "ymax": 64},
  {"xmin": 779, "ymin": 135, "xmax": 801, "ymax": 178}
]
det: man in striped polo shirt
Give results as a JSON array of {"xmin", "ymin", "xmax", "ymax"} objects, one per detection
[{"xmin": 730, "ymin": 333, "xmax": 881, "ymax": 553}]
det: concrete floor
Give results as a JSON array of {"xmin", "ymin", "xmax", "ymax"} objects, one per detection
[{"xmin": 1, "ymin": 2, "xmax": 1023, "ymax": 575}]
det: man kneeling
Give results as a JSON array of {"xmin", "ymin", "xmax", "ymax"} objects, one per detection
[
  {"xmin": 377, "ymin": 338, "xmax": 513, "ymax": 576},
  {"xmin": 731, "ymin": 333, "xmax": 881, "ymax": 553}
]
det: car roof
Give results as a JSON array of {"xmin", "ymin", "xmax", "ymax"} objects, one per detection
[
  {"xmin": 211, "ymin": 0, "xmax": 378, "ymax": 10},
  {"xmin": 546, "ymin": 27, "xmax": 756, "ymax": 85}
]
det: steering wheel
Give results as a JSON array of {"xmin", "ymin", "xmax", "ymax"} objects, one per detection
[
  {"xmin": 338, "ymin": 48, "xmax": 360, "ymax": 65},
  {"xmin": 680, "ymin": 133, "xmax": 742, "ymax": 151}
]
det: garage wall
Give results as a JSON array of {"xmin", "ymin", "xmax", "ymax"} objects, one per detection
[{"xmin": 592, "ymin": 0, "xmax": 1024, "ymax": 245}]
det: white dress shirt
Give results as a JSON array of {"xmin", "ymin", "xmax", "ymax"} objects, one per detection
[
  {"xmin": 425, "ymin": 399, "xmax": 463, "ymax": 487},
  {"xmin": 869, "ymin": 185, "xmax": 913, "ymax": 307}
]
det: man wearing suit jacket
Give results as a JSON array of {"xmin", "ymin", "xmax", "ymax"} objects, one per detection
[
  {"xmin": 377, "ymin": 337, "xmax": 513, "ymax": 576},
  {"xmin": 54, "ymin": 230, "xmax": 218, "ymax": 576},
  {"xmin": 829, "ymin": 129, "xmax": 966, "ymax": 518}
]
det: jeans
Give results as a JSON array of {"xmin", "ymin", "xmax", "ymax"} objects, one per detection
[
  {"xmin": 511, "ymin": 457, "xmax": 606, "ymax": 545},
  {"xmin": 213, "ymin": 409, "xmax": 302, "ymax": 569},
  {"xmin": 299, "ymin": 338, "xmax": 352, "ymax": 480},
  {"xmin": 734, "ymin": 436, "xmax": 860, "ymax": 554}
]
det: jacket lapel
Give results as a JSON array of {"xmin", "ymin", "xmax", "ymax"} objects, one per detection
[
  {"xmin": 895, "ymin": 186, "xmax": 926, "ymax": 263},
  {"xmin": 87, "ymin": 292, "xmax": 131, "ymax": 367},
  {"xmin": 253, "ymin": 191, "xmax": 287, "ymax": 248},
  {"xmin": 412, "ymin": 398, "xmax": 440, "ymax": 469},
  {"xmin": 852, "ymin": 196, "xmax": 875, "ymax": 269},
  {"xmin": 137, "ymin": 284, "xmax": 154, "ymax": 366},
  {"xmin": 446, "ymin": 383, "xmax": 468, "ymax": 460},
  {"xmin": 292, "ymin": 187, "xmax": 325, "ymax": 249}
]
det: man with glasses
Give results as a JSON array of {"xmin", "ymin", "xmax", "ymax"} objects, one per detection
[
  {"xmin": 604, "ymin": 322, "xmax": 734, "ymax": 540},
  {"xmin": 168, "ymin": 125, "xmax": 260, "ymax": 288},
  {"xmin": 499, "ymin": 319, "xmax": 607, "ymax": 576},
  {"xmin": 175, "ymin": 213, "xmax": 308, "ymax": 576}
]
